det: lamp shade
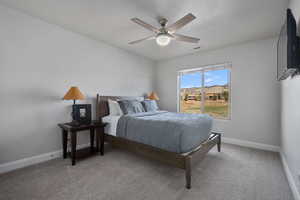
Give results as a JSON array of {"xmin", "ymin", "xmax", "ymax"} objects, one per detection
[
  {"xmin": 63, "ymin": 86, "xmax": 85, "ymax": 100},
  {"xmin": 148, "ymin": 92, "xmax": 159, "ymax": 100}
]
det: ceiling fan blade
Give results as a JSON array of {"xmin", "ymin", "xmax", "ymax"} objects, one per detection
[
  {"xmin": 167, "ymin": 13, "xmax": 196, "ymax": 33},
  {"xmin": 128, "ymin": 35, "xmax": 155, "ymax": 45},
  {"xmin": 131, "ymin": 18, "xmax": 160, "ymax": 33},
  {"xmin": 172, "ymin": 33, "xmax": 200, "ymax": 43}
]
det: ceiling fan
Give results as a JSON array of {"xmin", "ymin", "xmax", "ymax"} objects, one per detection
[{"xmin": 129, "ymin": 13, "xmax": 200, "ymax": 46}]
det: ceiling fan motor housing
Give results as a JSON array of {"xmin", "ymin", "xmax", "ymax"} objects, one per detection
[{"xmin": 159, "ymin": 18, "xmax": 168, "ymax": 27}]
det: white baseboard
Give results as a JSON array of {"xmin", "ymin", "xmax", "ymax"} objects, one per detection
[
  {"xmin": 222, "ymin": 137, "xmax": 280, "ymax": 152},
  {"xmin": 280, "ymin": 151, "xmax": 300, "ymax": 200},
  {"xmin": 0, "ymin": 143, "xmax": 90, "ymax": 174},
  {"xmin": 1, "ymin": 137, "xmax": 280, "ymax": 175}
]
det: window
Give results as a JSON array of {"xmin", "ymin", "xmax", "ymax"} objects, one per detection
[{"xmin": 178, "ymin": 63, "xmax": 231, "ymax": 119}]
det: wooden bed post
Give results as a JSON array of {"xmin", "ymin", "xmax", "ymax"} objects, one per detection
[
  {"xmin": 96, "ymin": 94, "xmax": 100, "ymax": 120},
  {"xmin": 217, "ymin": 133, "xmax": 221, "ymax": 152},
  {"xmin": 185, "ymin": 156, "xmax": 192, "ymax": 189}
]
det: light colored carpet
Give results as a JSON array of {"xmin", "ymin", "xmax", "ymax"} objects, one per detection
[{"xmin": 0, "ymin": 143, "xmax": 293, "ymax": 200}]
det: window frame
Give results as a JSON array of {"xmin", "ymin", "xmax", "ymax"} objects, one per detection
[{"xmin": 177, "ymin": 62, "xmax": 232, "ymax": 120}]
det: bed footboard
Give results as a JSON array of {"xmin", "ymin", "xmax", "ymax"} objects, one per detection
[
  {"xmin": 105, "ymin": 132, "xmax": 221, "ymax": 189},
  {"xmin": 184, "ymin": 132, "xmax": 221, "ymax": 189}
]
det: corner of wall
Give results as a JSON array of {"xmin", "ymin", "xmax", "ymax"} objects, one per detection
[{"xmin": 153, "ymin": 60, "xmax": 160, "ymax": 93}]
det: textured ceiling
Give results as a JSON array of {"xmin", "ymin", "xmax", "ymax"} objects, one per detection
[{"xmin": 0, "ymin": 0, "xmax": 289, "ymax": 61}]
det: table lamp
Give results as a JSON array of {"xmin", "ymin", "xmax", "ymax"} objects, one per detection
[
  {"xmin": 63, "ymin": 86, "xmax": 85, "ymax": 105},
  {"xmin": 63, "ymin": 86, "xmax": 85, "ymax": 124},
  {"xmin": 148, "ymin": 92, "xmax": 159, "ymax": 100}
]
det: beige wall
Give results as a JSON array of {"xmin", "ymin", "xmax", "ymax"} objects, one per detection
[
  {"xmin": 0, "ymin": 5, "xmax": 154, "ymax": 164},
  {"xmin": 155, "ymin": 37, "xmax": 280, "ymax": 146}
]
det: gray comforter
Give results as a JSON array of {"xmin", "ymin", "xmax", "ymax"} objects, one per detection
[{"xmin": 116, "ymin": 111, "xmax": 213, "ymax": 153}]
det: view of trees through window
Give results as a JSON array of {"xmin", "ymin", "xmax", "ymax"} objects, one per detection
[{"xmin": 179, "ymin": 66, "xmax": 230, "ymax": 119}]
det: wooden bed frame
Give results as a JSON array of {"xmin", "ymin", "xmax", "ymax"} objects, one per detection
[{"xmin": 96, "ymin": 94, "xmax": 221, "ymax": 189}]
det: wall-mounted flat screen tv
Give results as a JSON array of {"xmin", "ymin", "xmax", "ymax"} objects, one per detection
[{"xmin": 277, "ymin": 9, "xmax": 300, "ymax": 81}]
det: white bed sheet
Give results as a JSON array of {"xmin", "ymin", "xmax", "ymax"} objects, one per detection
[{"xmin": 102, "ymin": 115, "xmax": 121, "ymax": 136}]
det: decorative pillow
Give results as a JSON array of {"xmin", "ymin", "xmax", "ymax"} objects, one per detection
[
  {"xmin": 118, "ymin": 100, "xmax": 145, "ymax": 114},
  {"xmin": 108, "ymin": 99, "xmax": 123, "ymax": 116},
  {"xmin": 142, "ymin": 100, "xmax": 159, "ymax": 112},
  {"xmin": 119, "ymin": 96, "xmax": 144, "ymax": 102}
]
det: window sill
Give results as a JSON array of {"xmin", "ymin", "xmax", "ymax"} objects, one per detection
[{"xmin": 213, "ymin": 118, "xmax": 231, "ymax": 122}]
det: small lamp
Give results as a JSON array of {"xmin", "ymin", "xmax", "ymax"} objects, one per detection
[
  {"xmin": 63, "ymin": 86, "xmax": 85, "ymax": 105},
  {"xmin": 63, "ymin": 86, "xmax": 85, "ymax": 125},
  {"xmin": 148, "ymin": 92, "xmax": 159, "ymax": 100}
]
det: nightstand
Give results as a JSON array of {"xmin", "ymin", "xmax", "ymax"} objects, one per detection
[{"xmin": 58, "ymin": 121, "xmax": 107, "ymax": 165}]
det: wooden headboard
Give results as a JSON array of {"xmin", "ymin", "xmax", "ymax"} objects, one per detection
[{"xmin": 96, "ymin": 94, "xmax": 144, "ymax": 119}]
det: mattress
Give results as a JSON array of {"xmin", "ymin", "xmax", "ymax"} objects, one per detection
[
  {"xmin": 102, "ymin": 115, "xmax": 121, "ymax": 136},
  {"xmin": 117, "ymin": 111, "xmax": 213, "ymax": 153}
]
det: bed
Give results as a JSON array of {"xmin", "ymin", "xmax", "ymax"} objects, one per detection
[{"xmin": 96, "ymin": 94, "xmax": 221, "ymax": 189}]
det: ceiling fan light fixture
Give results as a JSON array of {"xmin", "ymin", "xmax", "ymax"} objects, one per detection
[
  {"xmin": 156, "ymin": 34, "xmax": 170, "ymax": 46},
  {"xmin": 129, "ymin": 13, "xmax": 199, "ymax": 46}
]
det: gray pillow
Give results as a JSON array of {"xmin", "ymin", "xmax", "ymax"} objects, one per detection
[
  {"xmin": 119, "ymin": 96, "xmax": 144, "ymax": 102},
  {"xmin": 118, "ymin": 100, "xmax": 145, "ymax": 114},
  {"xmin": 142, "ymin": 100, "xmax": 159, "ymax": 112}
]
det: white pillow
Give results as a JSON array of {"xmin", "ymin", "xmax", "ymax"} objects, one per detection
[{"xmin": 108, "ymin": 99, "xmax": 123, "ymax": 116}]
